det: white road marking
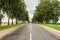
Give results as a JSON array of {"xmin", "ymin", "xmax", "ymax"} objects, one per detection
[
  {"xmin": 30, "ymin": 33, "xmax": 32, "ymax": 40},
  {"xmin": 30, "ymin": 23, "xmax": 32, "ymax": 40}
]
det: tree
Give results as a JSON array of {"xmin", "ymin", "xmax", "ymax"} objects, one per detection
[
  {"xmin": 32, "ymin": 0, "xmax": 59, "ymax": 24},
  {"xmin": 20, "ymin": 11, "xmax": 29, "ymax": 22},
  {"xmin": 0, "ymin": 14, "xmax": 4, "ymax": 26},
  {"xmin": 0, "ymin": 0, "xmax": 29, "ymax": 25}
]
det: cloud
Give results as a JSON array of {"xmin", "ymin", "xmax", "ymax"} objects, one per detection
[{"xmin": 24, "ymin": 0, "xmax": 38, "ymax": 20}]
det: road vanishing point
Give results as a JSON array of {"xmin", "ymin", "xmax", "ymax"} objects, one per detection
[{"xmin": 2, "ymin": 23, "xmax": 58, "ymax": 40}]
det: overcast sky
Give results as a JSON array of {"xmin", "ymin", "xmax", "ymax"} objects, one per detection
[{"xmin": 24, "ymin": 0, "xmax": 39, "ymax": 21}]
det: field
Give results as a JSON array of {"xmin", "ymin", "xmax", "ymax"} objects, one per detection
[
  {"xmin": 40, "ymin": 23, "xmax": 60, "ymax": 30},
  {"xmin": 1, "ymin": 22, "xmax": 16, "ymax": 26},
  {"xmin": 0, "ymin": 23, "xmax": 22, "ymax": 30}
]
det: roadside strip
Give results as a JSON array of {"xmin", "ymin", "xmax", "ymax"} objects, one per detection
[
  {"xmin": 0, "ymin": 24, "xmax": 24, "ymax": 40},
  {"xmin": 37, "ymin": 24, "xmax": 60, "ymax": 40}
]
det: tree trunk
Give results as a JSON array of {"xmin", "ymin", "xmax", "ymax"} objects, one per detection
[
  {"xmin": 43, "ymin": 17, "xmax": 46, "ymax": 24},
  {"xmin": 8, "ymin": 17, "xmax": 9, "ymax": 25},
  {"xmin": 0, "ymin": 10, "xmax": 1, "ymax": 26},
  {"xmin": 0, "ymin": 19, "xmax": 1, "ymax": 26},
  {"xmin": 16, "ymin": 19, "xmax": 18, "ymax": 24},
  {"xmin": 12, "ymin": 19, "xmax": 13, "ymax": 25}
]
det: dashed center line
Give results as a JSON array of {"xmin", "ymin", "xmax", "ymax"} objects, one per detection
[
  {"xmin": 30, "ymin": 24, "xmax": 32, "ymax": 40},
  {"xmin": 30, "ymin": 33, "xmax": 32, "ymax": 40}
]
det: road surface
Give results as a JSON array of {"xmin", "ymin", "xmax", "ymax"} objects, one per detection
[{"xmin": 2, "ymin": 23, "xmax": 57, "ymax": 40}]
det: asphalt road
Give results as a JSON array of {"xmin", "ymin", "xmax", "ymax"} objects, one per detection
[{"xmin": 2, "ymin": 23, "xmax": 57, "ymax": 40}]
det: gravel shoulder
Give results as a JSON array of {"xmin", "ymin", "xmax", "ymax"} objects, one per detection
[
  {"xmin": 37, "ymin": 24, "xmax": 60, "ymax": 40},
  {"xmin": 0, "ymin": 24, "xmax": 24, "ymax": 40}
]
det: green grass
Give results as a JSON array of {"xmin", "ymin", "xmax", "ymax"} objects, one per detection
[
  {"xmin": 0, "ymin": 24, "xmax": 21, "ymax": 30},
  {"xmin": 40, "ymin": 23, "xmax": 60, "ymax": 30}
]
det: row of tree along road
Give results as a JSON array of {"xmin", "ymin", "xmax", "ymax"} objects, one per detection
[
  {"xmin": 32, "ymin": 0, "xmax": 60, "ymax": 24},
  {"xmin": 0, "ymin": 0, "xmax": 29, "ymax": 26}
]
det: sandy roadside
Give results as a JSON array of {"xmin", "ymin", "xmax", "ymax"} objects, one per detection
[
  {"xmin": 37, "ymin": 24, "xmax": 60, "ymax": 40},
  {"xmin": 0, "ymin": 24, "xmax": 24, "ymax": 40}
]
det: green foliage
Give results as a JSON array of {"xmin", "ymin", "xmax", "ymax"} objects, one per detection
[
  {"xmin": 0, "ymin": 0, "xmax": 29, "ymax": 25},
  {"xmin": 32, "ymin": 0, "xmax": 60, "ymax": 24},
  {"xmin": 20, "ymin": 11, "xmax": 29, "ymax": 22}
]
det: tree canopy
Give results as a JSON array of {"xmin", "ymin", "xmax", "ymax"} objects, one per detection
[
  {"xmin": 32, "ymin": 0, "xmax": 60, "ymax": 24},
  {"xmin": 0, "ymin": 0, "xmax": 29, "ymax": 25}
]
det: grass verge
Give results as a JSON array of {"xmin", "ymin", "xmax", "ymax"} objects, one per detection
[
  {"xmin": 0, "ymin": 24, "xmax": 22, "ymax": 30},
  {"xmin": 40, "ymin": 23, "xmax": 60, "ymax": 30}
]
